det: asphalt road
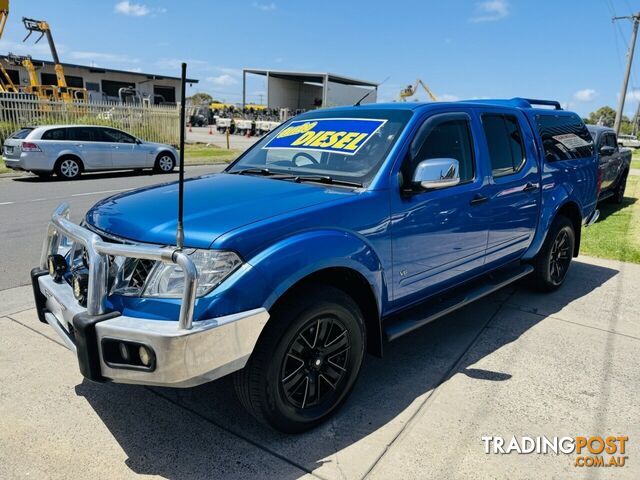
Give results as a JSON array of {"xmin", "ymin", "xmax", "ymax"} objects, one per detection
[{"xmin": 0, "ymin": 164, "xmax": 225, "ymax": 292}]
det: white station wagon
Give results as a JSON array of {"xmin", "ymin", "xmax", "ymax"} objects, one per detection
[{"xmin": 2, "ymin": 125, "xmax": 179, "ymax": 179}]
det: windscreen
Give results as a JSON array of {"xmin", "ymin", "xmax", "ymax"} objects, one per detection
[{"xmin": 228, "ymin": 109, "xmax": 413, "ymax": 186}]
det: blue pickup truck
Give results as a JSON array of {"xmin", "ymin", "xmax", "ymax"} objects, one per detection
[{"xmin": 32, "ymin": 98, "xmax": 599, "ymax": 432}]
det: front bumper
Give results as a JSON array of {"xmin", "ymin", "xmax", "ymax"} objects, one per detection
[{"xmin": 33, "ymin": 204, "xmax": 269, "ymax": 387}]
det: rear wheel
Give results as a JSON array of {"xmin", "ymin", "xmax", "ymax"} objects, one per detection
[
  {"xmin": 611, "ymin": 171, "xmax": 628, "ymax": 204},
  {"xmin": 55, "ymin": 157, "xmax": 82, "ymax": 180},
  {"xmin": 530, "ymin": 215, "xmax": 575, "ymax": 291},
  {"xmin": 154, "ymin": 152, "xmax": 175, "ymax": 173},
  {"xmin": 234, "ymin": 285, "xmax": 366, "ymax": 433}
]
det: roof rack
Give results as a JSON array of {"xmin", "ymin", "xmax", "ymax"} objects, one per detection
[{"xmin": 518, "ymin": 98, "xmax": 562, "ymax": 110}]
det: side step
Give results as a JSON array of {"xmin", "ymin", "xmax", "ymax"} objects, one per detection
[{"xmin": 383, "ymin": 263, "xmax": 533, "ymax": 342}]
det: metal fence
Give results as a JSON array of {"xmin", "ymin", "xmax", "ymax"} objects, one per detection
[{"xmin": 0, "ymin": 93, "xmax": 180, "ymax": 145}]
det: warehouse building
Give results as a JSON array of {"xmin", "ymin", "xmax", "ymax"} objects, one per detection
[
  {"xmin": 242, "ymin": 69, "xmax": 378, "ymax": 110},
  {"xmin": 0, "ymin": 56, "xmax": 198, "ymax": 104}
]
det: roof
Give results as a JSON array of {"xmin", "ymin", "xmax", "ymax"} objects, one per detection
[
  {"xmin": 243, "ymin": 68, "xmax": 377, "ymax": 87},
  {"xmin": 1, "ymin": 56, "xmax": 199, "ymax": 83}
]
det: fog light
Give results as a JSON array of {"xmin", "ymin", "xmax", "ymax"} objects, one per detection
[
  {"xmin": 72, "ymin": 269, "xmax": 89, "ymax": 306},
  {"xmin": 47, "ymin": 254, "xmax": 67, "ymax": 282},
  {"xmin": 119, "ymin": 342, "xmax": 129, "ymax": 362},
  {"xmin": 139, "ymin": 346, "xmax": 151, "ymax": 366}
]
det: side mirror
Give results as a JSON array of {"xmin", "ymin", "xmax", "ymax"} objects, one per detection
[
  {"xmin": 412, "ymin": 158, "xmax": 460, "ymax": 190},
  {"xmin": 599, "ymin": 145, "xmax": 615, "ymax": 156}
]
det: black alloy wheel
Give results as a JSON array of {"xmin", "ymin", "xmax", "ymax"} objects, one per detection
[{"xmin": 280, "ymin": 316, "xmax": 350, "ymax": 409}]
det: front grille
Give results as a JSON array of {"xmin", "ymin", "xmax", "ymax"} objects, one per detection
[{"xmin": 130, "ymin": 259, "xmax": 155, "ymax": 289}]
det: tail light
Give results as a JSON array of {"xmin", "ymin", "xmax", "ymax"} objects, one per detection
[{"xmin": 21, "ymin": 142, "xmax": 41, "ymax": 152}]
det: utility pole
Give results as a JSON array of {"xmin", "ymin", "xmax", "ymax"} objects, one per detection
[{"xmin": 613, "ymin": 12, "xmax": 640, "ymax": 135}]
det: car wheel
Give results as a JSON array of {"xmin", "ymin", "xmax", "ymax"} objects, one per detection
[
  {"xmin": 530, "ymin": 215, "xmax": 575, "ymax": 292},
  {"xmin": 55, "ymin": 157, "xmax": 82, "ymax": 180},
  {"xmin": 611, "ymin": 171, "xmax": 628, "ymax": 204},
  {"xmin": 154, "ymin": 152, "xmax": 175, "ymax": 173},
  {"xmin": 234, "ymin": 285, "xmax": 366, "ymax": 433}
]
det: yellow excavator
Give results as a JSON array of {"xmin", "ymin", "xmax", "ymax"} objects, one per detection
[
  {"xmin": 22, "ymin": 16, "xmax": 88, "ymax": 102},
  {"xmin": 399, "ymin": 79, "xmax": 437, "ymax": 102}
]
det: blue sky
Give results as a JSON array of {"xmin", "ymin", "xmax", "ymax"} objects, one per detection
[{"xmin": 3, "ymin": 0, "xmax": 640, "ymax": 116}]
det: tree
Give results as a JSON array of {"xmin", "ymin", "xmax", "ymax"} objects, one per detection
[
  {"xmin": 187, "ymin": 92, "xmax": 214, "ymax": 106},
  {"xmin": 586, "ymin": 106, "xmax": 617, "ymax": 127}
]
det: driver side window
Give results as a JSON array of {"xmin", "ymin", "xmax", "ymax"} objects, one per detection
[{"xmin": 404, "ymin": 113, "xmax": 475, "ymax": 185}]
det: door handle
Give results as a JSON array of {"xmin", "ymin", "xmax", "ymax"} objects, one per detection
[
  {"xmin": 75, "ymin": 144, "xmax": 84, "ymax": 147},
  {"xmin": 470, "ymin": 194, "xmax": 489, "ymax": 206},
  {"xmin": 523, "ymin": 182, "xmax": 539, "ymax": 193}
]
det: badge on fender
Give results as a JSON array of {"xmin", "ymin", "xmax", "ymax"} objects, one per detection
[{"xmin": 263, "ymin": 118, "xmax": 387, "ymax": 155}]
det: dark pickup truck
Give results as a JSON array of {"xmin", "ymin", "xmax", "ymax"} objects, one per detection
[{"xmin": 587, "ymin": 125, "xmax": 632, "ymax": 204}]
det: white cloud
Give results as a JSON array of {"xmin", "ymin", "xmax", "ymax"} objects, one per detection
[
  {"xmin": 573, "ymin": 88, "xmax": 598, "ymax": 102},
  {"xmin": 114, "ymin": 1, "xmax": 150, "ymax": 16},
  {"xmin": 206, "ymin": 74, "xmax": 238, "ymax": 86},
  {"xmin": 68, "ymin": 51, "xmax": 140, "ymax": 64},
  {"xmin": 469, "ymin": 0, "xmax": 509, "ymax": 23},
  {"xmin": 439, "ymin": 94, "xmax": 460, "ymax": 102},
  {"xmin": 252, "ymin": 2, "xmax": 276, "ymax": 12},
  {"xmin": 624, "ymin": 89, "xmax": 640, "ymax": 101}
]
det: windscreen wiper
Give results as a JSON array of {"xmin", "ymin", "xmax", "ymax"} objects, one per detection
[
  {"xmin": 293, "ymin": 175, "xmax": 363, "ymax": 188},
  {"xmin": 227, "ymin": 168, "xmax": 274, "ymax": 176}
]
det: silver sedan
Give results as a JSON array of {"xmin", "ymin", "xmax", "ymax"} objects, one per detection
[{"xmin": 2, "ymin": 125, "xmax": 179, "ymax": 179}]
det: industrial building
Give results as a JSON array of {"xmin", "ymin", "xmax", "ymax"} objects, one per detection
[
  {"xmin": 242, "ymin": 69, "xmax": 378, "ymax": 110},
  {"xmin": 0, "ymin": 56, "xmax": 198, "ymax": 104}
]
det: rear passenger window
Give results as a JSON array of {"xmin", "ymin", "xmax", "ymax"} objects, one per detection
[
  {"xmin": 536, "ymin": 114, "xmax": 593, "ymax": 161},
  {"xmin": 67, "ymin": 127, "xmax": 96, "ymax": 142},
  {"xmin": 407, "ymin": 113, "xmax": 475, "ymax": 184},
  {"xmin": 481, "ymin": 114, "xmax": 526, "ymax": 177},
  {"xmin": 41, "ymin": 128, "xmax": 66, "ymax": 141}
]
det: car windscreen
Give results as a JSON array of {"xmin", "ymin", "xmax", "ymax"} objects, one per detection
[
  {"xmin": 9, "ymin": 128, "xmax": 34, "ymax": 140},
  {"xmin": 227, "ymin": 109, "xmax": 413, "ymax": 186}
]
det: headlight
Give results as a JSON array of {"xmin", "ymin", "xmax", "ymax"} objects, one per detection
[{"xmin": 110, "ymin": 249, "xmax": 242, "ymax": 298}]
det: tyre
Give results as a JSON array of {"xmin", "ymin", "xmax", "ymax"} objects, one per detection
[
  {"xmin": 611, "ymin": 171, "xmax": 628, "ymax": 204},
  {"xmin": 154, "ymin": 152, "xmax": 175, "ymax": 173},
  {"xmin": 530, "ymin": 215, "xmax": 575, "ymax": 292},
  {"xmin": 55, "ymin": 157, "xmax": 82, "ymax": 180},
  {"xmin": 234, "ymin": 285, "xmax": 366, "ymax": 433}
]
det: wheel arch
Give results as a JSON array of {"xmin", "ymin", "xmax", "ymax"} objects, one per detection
[
  {"xmin": 55, "ymin": 153, "xmax": 85, "ymax": 172},
  {"xmin": 268, "ymin": 266, "xmax": 383, "ymax": 358},
  {"xmin": 556, "ymin": 201, "xmax": 582, "ymax": 257}
]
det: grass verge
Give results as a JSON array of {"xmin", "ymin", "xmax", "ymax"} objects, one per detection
[
  {"xmin": 631, "ymin": 149, "xmax": 640, "ymax": 169},
  {"xmin": 581, "ymin": 175, "xmax": 640, "ymax": 263},
  {"xmin": 183, "ymin": 144, "xmax": 240, "ymax": 165}
]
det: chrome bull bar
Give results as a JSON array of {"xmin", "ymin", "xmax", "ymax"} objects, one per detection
[{"xmin": 40, "ymin": 203, "xmax": 198, "ymax": 330}]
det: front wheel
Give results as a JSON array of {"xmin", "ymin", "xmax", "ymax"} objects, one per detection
[
  {"xmin": 154, "ymin": 152, "xmax": 175, "ymax": 173},
  {"xmin": 530, "ymin": 215, "xmax": 575, "ymax": 291},
  {"xmin": 234, "ymin": 285, "xmax": 366, "ymax": 433}
]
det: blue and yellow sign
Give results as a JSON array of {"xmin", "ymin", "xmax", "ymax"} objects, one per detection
[{"xmin": 263, "ymin": 118, "xmax": 387, "ymax": 155}]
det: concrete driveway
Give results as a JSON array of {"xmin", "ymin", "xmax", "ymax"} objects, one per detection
[{"xmin": 0, "ymin": 256, "xmax": 638, "ymax": 479}]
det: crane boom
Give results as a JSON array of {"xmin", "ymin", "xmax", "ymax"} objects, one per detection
[
  {"xmin": 22, "ymin": 17, "xmax": 67, "ymax": 89},
  {"xmin": 399, "ymin": 79, "xmax": 437, "ymax": 102},
  {"xmin": 0, "ymin": 0, "xmax": 19, "ymax": 93}
]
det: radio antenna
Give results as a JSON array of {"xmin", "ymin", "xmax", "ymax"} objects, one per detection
[{"xmin": 176, "ymin": 62, "xmax": 187, "ymax": 250}]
